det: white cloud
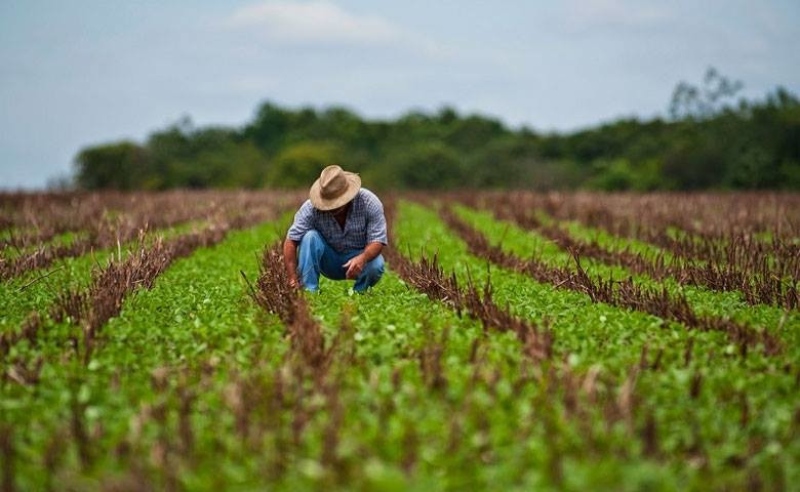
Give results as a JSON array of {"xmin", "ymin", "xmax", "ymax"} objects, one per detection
[
  {"xmin": 563, "ymin": 0, "xmax": 675, "ymax": 30},
  {"xmin": 224, "ymin": 0, "xmax": 404, "ymax": 45}
]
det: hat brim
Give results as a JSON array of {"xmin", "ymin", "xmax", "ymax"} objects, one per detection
[{"xmin": 309, "ymin": 172, "xmax": 361, "ymax": 211}]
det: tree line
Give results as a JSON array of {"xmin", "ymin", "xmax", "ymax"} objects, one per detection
[{"xmin": 74, "ymin": 69, "xmax": 800, "ymax": 191}]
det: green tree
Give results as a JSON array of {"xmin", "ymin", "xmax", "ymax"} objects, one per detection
[
  {"xmin": 145, "ymin": 117, "xmax": 194, "ymax": 189},
  {"xmin": 69, "ymin": 78, "xmax": 800, "ymax": 192},
  {"xmin": 465, "ymin": 136, "xmax": 536, "ymax": 188},
  {"xmin": 669, "ymin": 67, "xmax": 743, "ymax": 121},
  {"xmin": 74, "ymin": 141, "xmax": 148, "ymax": 190},
  {"xmin": 661, "ymin": 137, "xmax": 725, "ymax": 190},
  {"xmin": 245, "ymin": 102, "xmax": 292, "ymax": 153},
  {"xmin": 169, "ymin": 141, "xmax": 268, "ymax": 189},
  {"xmin": 266, "ymin": 141, "xmax": 343, "ymax": 188},
  {"xmin": 391, "ymin": 142, "xmax": 463, "ymax": 189},
  {"xmin": 445, "ymin": 114, "xmax": 507, "ymax": 152},
  {"xmin": 587, "ymin": 158, "xmax": 662, "ymax": 191}
]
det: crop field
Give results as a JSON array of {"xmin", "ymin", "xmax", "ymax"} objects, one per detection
[{"xmin": 1, "ymin": 190, "xmax": 799, "ymax": 491}]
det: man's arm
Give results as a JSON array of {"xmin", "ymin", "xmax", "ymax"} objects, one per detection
[
  {"xmin": 343, "ymin": 241, "xmax": 383, "ymax": 280},
  {"xmin": 284, "ymin": 200, "xmax": 315, "ymax": 288},
  {"xmin": 283, "ymin": 237, "xmax": 300, "ymax": 288}
]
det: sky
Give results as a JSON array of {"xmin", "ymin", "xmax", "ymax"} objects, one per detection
[{"xmin": 1, "ymin": 0, "xmax": 799, "ymax": 190}]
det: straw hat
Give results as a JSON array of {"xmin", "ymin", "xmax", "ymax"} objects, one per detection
[{"xmin": 309, "ymin": 165, "xmax": 361, "ymax": 211}]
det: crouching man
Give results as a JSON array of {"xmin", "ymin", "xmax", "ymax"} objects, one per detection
[{"xmin": 283, "ymin": 165, "xmax": 387, "ymax": 293}]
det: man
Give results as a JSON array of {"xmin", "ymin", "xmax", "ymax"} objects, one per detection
[{"xmin": 283, "ymin": 165, "xmax": 387, "ymax": 293}]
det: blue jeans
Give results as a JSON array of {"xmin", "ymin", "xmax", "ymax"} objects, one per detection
[{"xmin": 297, "ymin": 230, "xmax": 385, "ymax": 292}]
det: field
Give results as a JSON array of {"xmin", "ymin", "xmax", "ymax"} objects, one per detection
[{"xmin": 1, "ymin": 190, "xmax": 799, "ymax": 491}]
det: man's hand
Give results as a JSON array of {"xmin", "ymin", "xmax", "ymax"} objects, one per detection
[
  {"xmin": 343, "ymin": 254, "xmax": 366, "ymax": 280},
  {"xmin": 344, "ymin": 243, "xmax": 383, "ymax": 280},
  {"xmin": 288, "ymin": 276, "xmax": 301, "ymax": 289}
]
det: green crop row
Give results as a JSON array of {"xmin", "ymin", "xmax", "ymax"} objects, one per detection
[
  {"xmin": 394, "ymin": 200, "xmax": 799, "ymax": 489},
  {"xmin": 0, "ymin": 220, "xmax": 213, "ymax": 332},
  {"xmin": 1, "ymin": 199, "xmax": 798, "ymax": 491},
  {"xmin": 1, "ymin": 218, "xmax": 289, "ymax": 489},
  {"xmin": 452, "ymin": 203, "xmax": 799, "ymax": 354}
]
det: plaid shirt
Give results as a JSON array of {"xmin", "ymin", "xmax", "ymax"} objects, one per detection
[{"xmin": 287, "ymin": 189, "xmax": 388, "ymax": 253}]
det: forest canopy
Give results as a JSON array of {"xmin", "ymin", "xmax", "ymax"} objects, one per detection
[{"xmin": 74, "ymin": 69, "xmax": 800, "ymax": 191}]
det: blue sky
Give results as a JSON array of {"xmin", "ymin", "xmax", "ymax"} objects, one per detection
[{"xmin": 1, "ymin": 0, "xmax": 798, "ymax": 189}]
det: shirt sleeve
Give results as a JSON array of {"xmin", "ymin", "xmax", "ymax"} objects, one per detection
[
  {"xmin": 286, "ymin": 200, "xmax": 315, "ymax": 242},
  {"xmin": 363, "ymin": 190, "xmax": 388, "ymax": 245}
]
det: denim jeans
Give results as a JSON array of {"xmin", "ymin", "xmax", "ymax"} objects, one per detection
[{"xmin": 297, "ymin": 230, "xmax": 385, "ymax": 292}]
